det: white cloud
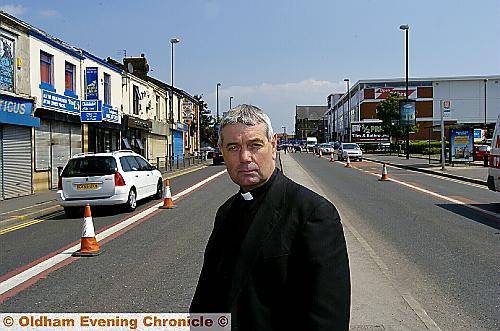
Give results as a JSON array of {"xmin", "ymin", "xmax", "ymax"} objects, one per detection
[
  {"xmin": 208, "ymin": 79, "xmax": 345, "ymax": 135},
  {"xmin": 38, "ymin": 8, "xmax": 60, "ymax": 18},
  {"xmin": 0, "ymin": 4, "xmax": 27, "ymax": 16}
]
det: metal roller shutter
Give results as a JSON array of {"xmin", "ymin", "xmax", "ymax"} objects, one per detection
[
  {"xmin": 35, "ymin": 120, "xmax": 51, "ymax": 171},
  {"xmin": 70, "ymin": 124, "xmax": 82, "ymax": 156},
  {"xmin": 51, "ymin": 121, "xmax": 71, "ymax": 189},
  {"xmin": 173, "ymin": 130, "xmax": 183, "ymax": 160},
  {"xmin": 3, "ymin": 125, "xmax": 32, "ymax": 199}
]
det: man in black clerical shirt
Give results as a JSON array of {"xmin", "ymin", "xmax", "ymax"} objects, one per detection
[{"xmin": 190, "ymin": 105, "xmax": 350, "ymax": 330}]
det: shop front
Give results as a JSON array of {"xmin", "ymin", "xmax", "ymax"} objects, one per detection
[
  {"xmin": 147, "ymin": 120, "xmax": 168, "ymax": 165},
  {"xmin": 34, "ymin": 88, "xmax": 84, "ymax": 190},
  {"xmin": 122, "ymin": 115, "xmax": 151, "ymax": 157},
  {"xmin": 87, "ymin": 105, "xmax": 121, "ymax": 153},
  {"xmin": 0, "ymin": 93, "xmax": 39, "ymax": 199}
]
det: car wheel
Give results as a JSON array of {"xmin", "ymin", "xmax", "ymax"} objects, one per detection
[
  {"xmin": 154, "ymin": 179, "xmax": 163, "ymax": 200},
  {"xmin": 125, "ymin": 188, "xmax": 137, "ymax": 212},
  {"xmin": 64, "ymin": 206, "xmax": 80, "ymax": 218}
]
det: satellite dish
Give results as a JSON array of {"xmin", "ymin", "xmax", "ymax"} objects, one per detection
[{"xmin": 127, "ymin": 63, "xmax": 134, "ymax": 73}]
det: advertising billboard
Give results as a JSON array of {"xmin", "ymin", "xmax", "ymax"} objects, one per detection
[
  {"xmin": 85, "ymin": 67, "xmax": 99, "ymax": 100},
  {"xmin": 450, "ymin": 128, "xmax": 474, "ymax": 162},
  {"xmin": 351, "ymin": 122, "xmax": 390, "ymax": 144},
  {"xmin": 0, "ymin": 35, "xmax": 14, "ymax": 92},
  {"xmin": 400, "ymin": 100, "xmax": 416, "ymax": 126}
]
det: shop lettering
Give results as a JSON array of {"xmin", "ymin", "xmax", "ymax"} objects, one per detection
[{"xmin": 0, "ymin": 99, "xmax": 26, "ymax": 115}]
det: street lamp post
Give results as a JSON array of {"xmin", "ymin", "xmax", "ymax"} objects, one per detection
[
  {"xmin": 282, "ymin": 126, "xmax": 287, "ymax": 153},
  {"xmin": 400, "ymin": 24, "xmax": 410, "ymax": 159},
  {"xmin": 229, "ymin": 96, "xmax": 234, "ymax": 111},
  {"xmin": 170, "ymin": 38, "xmax": 180, "ymax": 158},
  {"xmin": 216, "ymin": 82, "xmax": 221, "ymax": 123},
  {"xmin": 344, "ymin": 78, "xmax": 350, "ymax": 142},
  {"xmin": 484, "ymin": 79, "xmax": 488, "ymax": 127}
]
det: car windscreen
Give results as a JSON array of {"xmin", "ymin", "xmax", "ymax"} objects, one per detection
[
  {"xmin": 62, "ymin": 156, "xmax": 117, "ymax": 177},
  {"xmin": 342, "ymin": 144, "xmax": 359, "ymax": 149}
]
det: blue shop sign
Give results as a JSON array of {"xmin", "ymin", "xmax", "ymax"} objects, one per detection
[
  {"xmin": 80, "ymin": 100, "xmax": 102, "ymax": 123},
  {"xmin": 102, "ymin": 104, "xmax": 120, "ymax": 124},
  {"xmin": 41, "ymin": 89, "xmax": 80, "ymax": 114},
  {"xmin": 0, "ymin": 94, "xmax": 40, "ymax": 127}
]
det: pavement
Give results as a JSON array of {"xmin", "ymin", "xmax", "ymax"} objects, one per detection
[
  {"xmin": 362, "ymin": 153, "xmax": 488, "ymax": 186},
  {"xmin": 0, "ymin": 160, "xmax": 211, "ymax": 232},
  {"xmin": 280, "ymin": 152, "xmax": 436, "ymax": 330}
]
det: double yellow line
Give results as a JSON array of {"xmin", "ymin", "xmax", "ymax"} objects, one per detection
[{"xmin": 0, "ymin": 218, "xmax": 48, "ymax": 235}]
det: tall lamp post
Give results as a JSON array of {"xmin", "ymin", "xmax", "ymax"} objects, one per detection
[
  {"xmin": 170, "ymin": 38, "xmax": 180, "ymax": 158},
  {"xmin": 229, "ymin": 96, "xmax": 234, "ymax": 110},
  {"xmin": 399, "ymin": 24, "xmax": 410, "ymax": 159},
  {"xmin": 343, "ymin": 78, "xmax": 350, "ymax": 142},
  {"xmin": 282, "ymin": 126, "xmax": 287, "ymax": 153},
  {"xmin": 216, "ymin": 82, "xmax": 221, "ymax": 123}
]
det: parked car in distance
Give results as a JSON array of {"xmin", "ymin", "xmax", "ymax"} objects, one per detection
[
  {"xmin": 57, "ymin": 150, "xmax": 163, "ymax": 216},
  {"xmin": 318, "ymin": 143, "xmax": 336, "ymax": 155},
  {"xmin": 212, "ymin": 147, "xmax": 224, "ymax": 165},
  {"xmin": 201, "ymin": 146, "xmax": 215, "ymax": 159},
  {"xmin": 338, "ymin": 143, "xmax": 363, "ymax": 161},
  {"xmin": 474, "ymin": 144, "xmax": 491, "ymax": 161}
]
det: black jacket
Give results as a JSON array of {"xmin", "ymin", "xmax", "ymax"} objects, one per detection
[{"xmin": 190, "ymin": 170, "xmax": 351, "ymax": 330}]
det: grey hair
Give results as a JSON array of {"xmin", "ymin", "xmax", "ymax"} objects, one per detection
[{"xmin": 218, "ymin": 104, "xmax": 274, "ymax": 145}]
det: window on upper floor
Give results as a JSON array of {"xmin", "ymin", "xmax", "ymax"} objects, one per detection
[
  {"xmin": 40, "ymin": 51, "xmax": 53, "ymax": 85},
  {"xmin": 65, "ymin": 62, "xmax": 75, "ymax": 92},
  {"xmin": 104, "ymin": 73, "xmax": 111, "ymax": 105},
  {"xmin": 133, "ymin": 85, "xmax": 140, "ymax": 115},
  {"xmin": 156, "ymin": 95, "xmax": 160, "ymax": 120}
]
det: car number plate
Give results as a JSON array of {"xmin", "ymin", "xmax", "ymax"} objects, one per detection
[{"xmin": 75, "ymin": 183, "xmax": 99, "ymax": 190}]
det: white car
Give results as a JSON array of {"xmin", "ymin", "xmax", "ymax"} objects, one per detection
[
  {"xmin": 338, "ymin": 143, "xmax": 363, "ymax": 161},
  {"xmin": 57, "ymin": 150, "xmax": 163, "ymax": 216},
  {"xmin": 319, "ymin": 143, "xmax": 336, "ymax": 154}
]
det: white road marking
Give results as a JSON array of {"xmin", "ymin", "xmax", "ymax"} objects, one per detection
[
  {"xmin": 335, "ymin": 159, "xmax": 500, "ymax": 219},
  {"xmin": 0, "ymin": 169, "xmax": 227, "ymax": 297}
]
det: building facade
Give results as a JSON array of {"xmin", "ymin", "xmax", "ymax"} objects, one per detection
[
  {"xmin": 295, "ymin": 105, "xmax": 328, "ymax": 142},
  {"xmin": 0, "ymin": 12, "xmax": 40, "ymax": 200},
  {"xmin": 328, "ymin": 76, "xmax": 500, "ymax": 142}
]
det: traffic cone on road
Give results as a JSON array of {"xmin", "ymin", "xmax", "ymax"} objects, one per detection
[
  {"xmin": 318, "ymin": 150, "xmax": 322, "ymax": 158},
  {"xmin": 378, "ymin": 163, "xmax": 389, "ymax": 181},
  {"xmin": 345, "ymin": 155, "xmax": 352, "ymax": 168},
  {"xmin": 329, "ymin": 152, "xmax": 335, "ymax": 162},
  {"xmin": 72, "ymin": 204, "xmax": 100, "ymax": 257},
  {"xmin": 159, "ymin": 178, "xmax": 175, "ymax": 209}
]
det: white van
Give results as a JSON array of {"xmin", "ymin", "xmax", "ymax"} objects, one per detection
[
  {"xmin": 487, "ymin": 114, "xmax": 500, "ymax": 191},
  {"xmin": 306, "ymin": 137, "xmax": 317, "ymax": 152}
]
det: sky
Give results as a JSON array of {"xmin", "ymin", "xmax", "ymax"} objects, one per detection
[{"xmin": 1, "ymin": 0, "xmax": 499, "ymax": 134}]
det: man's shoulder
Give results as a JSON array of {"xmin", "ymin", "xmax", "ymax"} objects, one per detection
[{"xmin": 279, "ymin": 173, "xmax": 333, "ymax": 210}]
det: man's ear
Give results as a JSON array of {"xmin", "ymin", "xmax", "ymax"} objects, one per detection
[{"xmin": 271, "ymin": 134, "xmax": 277, "ymax": 159}]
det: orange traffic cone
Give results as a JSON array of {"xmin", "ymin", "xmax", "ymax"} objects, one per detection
[
  {"xmin": 318, "ymin": 150, "xmax": 322, "ymax": 158},
  {"xmin": 345, "ymin": 155, "xmax": 352, "ymax": 168},
  {"xmin": 159, "ymin": 178, "xmax": 175, "ymax": 209},
  {"xmin": 72, "ymin": 204, "xmax": 100, "ymax": 257},
  {"xmin": 378, "ymin": 163, "xmax": 389, "ymax": 181},
  {"xmin": 329, "ymin": 152, "xmax": 335, "ymax": 162}
]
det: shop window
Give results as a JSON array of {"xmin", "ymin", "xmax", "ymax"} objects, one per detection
[
  {"xmin": 104, "ymin": 73, "xmax": 111, "ymax": 105},
  {"xmin": 65, "ymin": 62, "xmax": 75, "ymax": 92},
  {"xmin": 133, "ymin": 85, "xmax": 140, "ymax": 115},
  {"xmin": 40, "ymin": 51, "xmax": 53, "ymax": 86}
]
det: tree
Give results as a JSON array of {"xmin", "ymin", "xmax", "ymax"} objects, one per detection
[
  {"xmin": 376, "ymin": 92, "xmax": 404, "ymax": 140},
  {"xmin": 194, "ymin": 95, "xmax": 218, "ymax": 146}
]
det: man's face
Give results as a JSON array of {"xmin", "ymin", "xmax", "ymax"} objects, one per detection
[{"xmin": 219, "ymin": 122, "xmax": 277, "ymax": 191}]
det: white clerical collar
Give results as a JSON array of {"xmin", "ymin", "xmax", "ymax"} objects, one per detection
[{"xmin": 241, "ymin": 191, "xmax": 253, "ymax": 201}]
